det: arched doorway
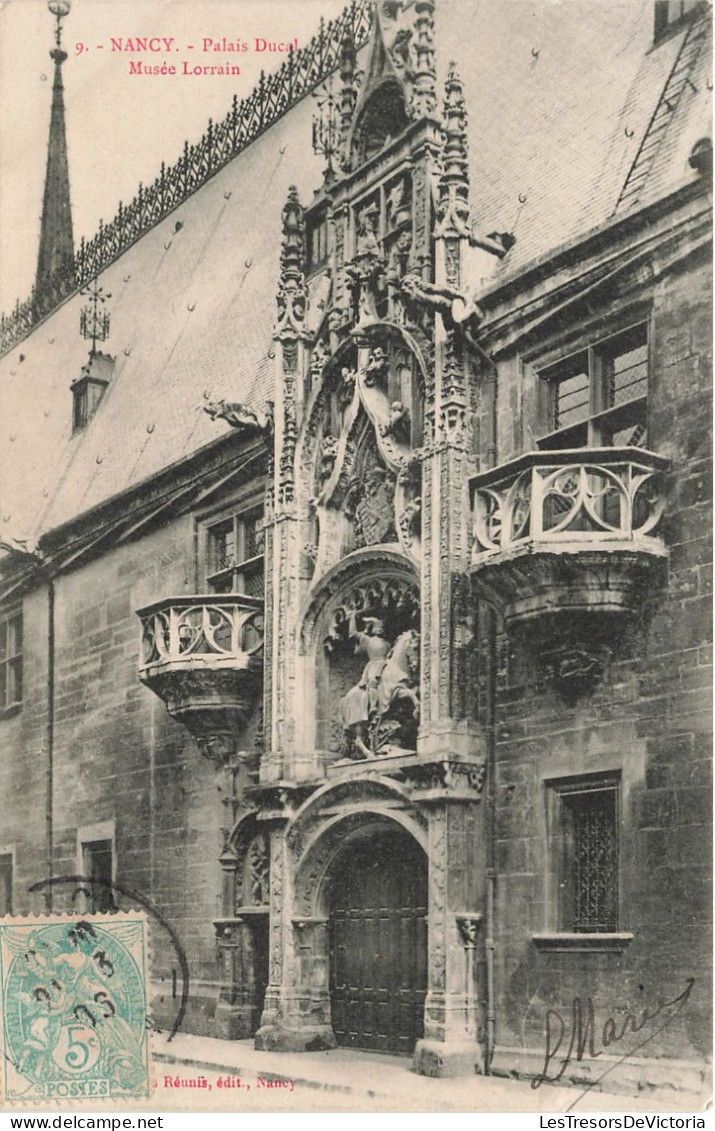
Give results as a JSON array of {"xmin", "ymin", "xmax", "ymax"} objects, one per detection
[{"xmin": 327, "ymin": 827, "xmax": 427, "ymax": 1054}]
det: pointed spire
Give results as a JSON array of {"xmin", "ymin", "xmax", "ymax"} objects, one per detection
[
  {"xmin": 436, "ymin": 64, "xmax": 470, "ymax": 238},
  {"xmin": 36, "ymin": 1, "xmax": 74, "ymax": 305}
]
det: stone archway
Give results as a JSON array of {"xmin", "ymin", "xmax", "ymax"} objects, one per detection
[{"xmin": 281, "ymin": 794, "xmax": 428, "ymax": 1055}]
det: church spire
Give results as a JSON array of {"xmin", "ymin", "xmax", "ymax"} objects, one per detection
[{"xmin": 35, "ymin": 1, "xmax": 74, "ymax": 306}]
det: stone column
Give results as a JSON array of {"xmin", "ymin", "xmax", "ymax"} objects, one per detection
[
  {"xmin": 414, "ymin": 801, "xmax": 484, "ymax": 1076},
  {"xmin": 254, "ymin": 823, "xmax": 336, "ymax": 1052}
]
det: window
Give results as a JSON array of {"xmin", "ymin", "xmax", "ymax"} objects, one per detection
[
  {"xmin": 72, "ymin": 375, "xmax": 107, "ymax": 431},
  {"xmin": 0, "ymin": 611, "xmax": 22, "ymax": 712},
  {"xmin": 538, "ymin": 323, "xmax": 648, "ymax": 450},
  {"xmin": 548, "ymin": 775, "xmax": 620, "ymax": 933},
  {"xmin": 0, "ymin": 854, "xmax": 13, "ymax": 915},
  {"xmin": 307, "ymin": 211, "xmax": 329, "ymax": 271},
  {"xmin": 204, "ymin": 508, "xmax": 264, "ymax": 596},
  {"xmin": 82, "ymin": 839, "xmax": 116, "ymax": 913},
  {"xmin": 654, "ymin": 0, "xmax": 702, "ymax": 40}
]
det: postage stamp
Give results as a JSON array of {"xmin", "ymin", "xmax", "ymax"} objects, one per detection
[{"xmin": 0, "ymin": 913, "xmax": 151, "ymax": 1104}]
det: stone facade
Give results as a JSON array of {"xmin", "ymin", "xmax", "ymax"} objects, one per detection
[{"xmin": 0, "ymin": 0, "xmax": 711, "ymax": 1099}]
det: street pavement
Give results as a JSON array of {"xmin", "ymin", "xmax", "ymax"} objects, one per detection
[{"xmin": 151, "ymin": 1032, "xmax": 711, "ymax": 1114}]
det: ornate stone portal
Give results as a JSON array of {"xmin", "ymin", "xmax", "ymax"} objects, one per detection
[{"xmin": 222, "ymin": 0, "xmax": 488, "ymax": 1077}]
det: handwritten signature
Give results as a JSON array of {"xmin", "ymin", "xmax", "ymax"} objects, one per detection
[{"xmin": 532, "ymin": 978, "xmax": 695, "ymax": 1089}]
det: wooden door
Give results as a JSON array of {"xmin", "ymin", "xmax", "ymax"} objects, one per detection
[{"xmin": 329, "ymin": 830, "xmax": 427, "ymax": 1054}]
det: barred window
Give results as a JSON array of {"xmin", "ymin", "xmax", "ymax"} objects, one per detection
[
  {"xmin": 0, "ymin": 611, "xmax": 23, "ymax": 713},
  {"xmin": 204, "ymin": 508, "xmax": 264, "ymax": 597},
  {"xmin": 548, "ymin": 775, "xmax": 620, "ymax": 933},
  {"xmin": 538, "ymin": 323, "xmax": 648, "ymax": 450}
]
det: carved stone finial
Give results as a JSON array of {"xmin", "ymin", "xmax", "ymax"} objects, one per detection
[
  {"xmin": 409, "ymin": 0, "xmax": 436, "ymax": 119},
  {"xmin": 437, "ymin": 64, "xmax": 470, "ymax": 238},
  {"xmin": 276, "ymin": 186, "xmax": 308, "ymax": 339},
  {"xmin": 280, "ymin": 186, "xmax": 306, "ymax": 283}
]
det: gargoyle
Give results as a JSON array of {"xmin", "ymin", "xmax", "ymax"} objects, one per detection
[
  {"xmin": 203, "ymin": 399, "xmax": 272, "ymax": 432},
  {"xmin": 400, "ymin": 273, "xmax": 484, "ymax": 335}
]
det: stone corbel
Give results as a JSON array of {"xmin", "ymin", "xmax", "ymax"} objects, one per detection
[{"xmin": 456, "ymin": 912, "xmax": 483, "ymax": 948}]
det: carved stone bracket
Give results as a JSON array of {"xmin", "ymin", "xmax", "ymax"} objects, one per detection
[
  {"xmin": 455, "ymin": 913, "xmax": 483, "ymax": 948},
  {"xmin": 395, "ymin": 758, "xmax": 486, "ymax": 803},
  {"xmin": 249, "ymin": 782, "xmax": 316, "ymax": 823}
]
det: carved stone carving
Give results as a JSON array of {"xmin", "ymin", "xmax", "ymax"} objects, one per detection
[
  {"xmin": 318, "ymin": 434, "xmax": 339, "ymax": 485},
  {"xmin": 379, "ymin": 400, "xmax": 411, "ymax": 442},
  {"xmin": 247, "ymin": 834, "xmax": 270, "ymax": 905},
  {"xmin": 396, "ymin": 760, "xmax": 486, "ymax": 800},
  {"xmin": 541, "ymin": 641, "xmax": 613, "ymax": 702},
  {"xmin": 345, "ymin": 462, "xmax": 396, "ymax": 548},
  {"xmin": 336, "ymin": 618, "xmax": 420, "ymax": 758},
  {"xmin": 204, "ymin": 399, "xmax": 273, "ymax": 432},
  {"xmin": 400, "ymin": 273, "xmax": 483, "ymax": 337}
]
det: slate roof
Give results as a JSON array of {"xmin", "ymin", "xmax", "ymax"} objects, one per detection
[{"xmin": 0, "ymin": 0, "xmax": 710, "ymax": 548}]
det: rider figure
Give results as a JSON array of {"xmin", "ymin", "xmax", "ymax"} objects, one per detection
[{"xmin": 339, "ymin": 612, "xmax": 391, "ymax": 758}]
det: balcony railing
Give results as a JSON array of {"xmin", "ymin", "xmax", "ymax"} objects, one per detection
[
  {"xmin": 138, "ymin": 595, "xmax": 264, "ymax": 674},
  {"xmin": 471, "ymin": 448, "xmax": 670, "ymax": 562},
  {"xmin": 136, "ymin": 595, "xmax": 264, "ymax": 762}
]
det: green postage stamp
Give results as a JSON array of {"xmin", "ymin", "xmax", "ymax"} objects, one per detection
[{"xmin": 0, "ymin": 914, "xmax": 151, "ymax": 1103}]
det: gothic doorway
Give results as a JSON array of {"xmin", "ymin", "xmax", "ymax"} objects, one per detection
[{"xmin": 328, "ymin": 828, "xmax": 427, "ymax": 1054}]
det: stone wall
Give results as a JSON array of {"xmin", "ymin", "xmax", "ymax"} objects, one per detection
[
  {"xmin": 489, "ymin": 252, "xmax": 712, "ymax": 1082},
  {"xmin": 0, "ymin": 513, "xmax": 248, "ymax": 1036}
]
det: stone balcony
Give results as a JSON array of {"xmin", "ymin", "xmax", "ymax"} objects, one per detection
[
  {"xmin": 136, "ymin": 594, "xmax": 264, "ymax": 762},
  {"xmin": 470, "ymin": 448, "xmax": 670, "ymax": 628}
]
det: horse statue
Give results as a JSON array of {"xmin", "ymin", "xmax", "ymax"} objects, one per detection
[{"xmin": 338, "ymin": 626, "xmax": 420, "ymax": 758}]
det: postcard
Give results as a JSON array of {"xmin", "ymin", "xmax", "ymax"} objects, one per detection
[{"xmin": 0, "ymin": 0, "xmax": 711, "ymax": 1116}]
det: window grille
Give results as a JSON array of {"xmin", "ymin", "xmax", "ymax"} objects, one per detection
[{"xmin": 549, "ymin": 776, "xmax": 620, "ymax": 933}]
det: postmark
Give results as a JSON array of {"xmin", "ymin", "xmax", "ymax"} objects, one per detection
[{"xmin": 0, "ymin": 913, "xmax": 151, "ymax": 1104}]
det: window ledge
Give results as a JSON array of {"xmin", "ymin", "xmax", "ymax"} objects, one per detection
[{"xmin": 532, "ymin": 932, "xmax": 634, "ymax": 953}]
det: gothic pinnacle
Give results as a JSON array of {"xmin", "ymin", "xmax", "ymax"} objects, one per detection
[
  {"xmin": 280, "ymin": 186, "xmax": 306, "ymax": 282},
  {"xmin": 437, "ymin": 63, "xmax": 470, "ymax": 237}
]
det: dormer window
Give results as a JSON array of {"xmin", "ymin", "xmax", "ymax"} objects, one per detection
[
  {"xmin": 71, "ymin": 351, "xmax": 113, "ymax": 432},
  {"xmin": 654, "ymin": 0, "xmax": 703, "ymax": 41}
]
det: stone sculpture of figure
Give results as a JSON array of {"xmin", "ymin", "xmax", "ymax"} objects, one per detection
[
  {"xmin": 338, "ymin": 614, "xmax": 420, "ymax": 758},
  {"xmin": 356, "ymin": 201, "xmax": 381, "ymax": 256},
  {"xmin": 400, "ymin": 273, "xmax": 484, "ymax": 335},
  {"xmin": 338, "ymin": 612, "xmax": 392, "ymax": 758}
]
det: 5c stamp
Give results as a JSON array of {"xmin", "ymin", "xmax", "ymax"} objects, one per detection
[{"xmin": 0, "ymin": 914, "xmax": 151, "ymax": 1103}]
